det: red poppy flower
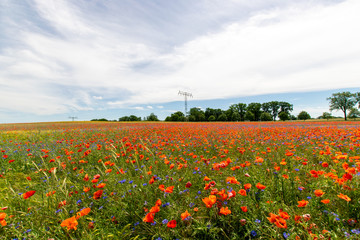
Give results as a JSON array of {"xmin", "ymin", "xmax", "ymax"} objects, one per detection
[
  {"xmin": 338, "ymin": 193, "xmax": 351, "ymax": 202},
  {"xmin": 202, "ymin": 195, "xmax": 217, "ymax": 208},
  {"xmin": 165, "ymin": 186, "xmax": 174, "ymax": 193},
  {"xmin": 219, "ymin": 207, "xmax": 231, "ymax": 215},
  {"xmin": 314, "ymin": 189, "xmax": 324, "ymax": 197},
  {"xmin": 256, "ymin": 183, "xmax": 266, "ymax": 190},
  {"xmin": 23, "ymin": 190, "xmax": 36, "ymax": 199},
  {"xmin": 181, "ymin": 210, "xmax": 191, "ymax": 221},
  {"xmin": 61, "ymin": 216, "xmax": 78, "ymax": 231},
  {"xmin": 143, "ymin": 212, "xmax": 155, "ymax": 223},
  {"xmin": 167, "ymin": 220, "xmax": 177, "ymax": 228},
  {"xmin": 244, "ymin": 183, "xmax": 252, "ymax": 190},
  {"xmin": 93, "ymin": 190, "xmax": 103, "ymax": 200},
  {"xmin": 240, "ymin": 206, "xmax": 248, "ymax": 212},
  {"xmin": 238, "ymin": 189, "xmax": 247, "ymax": 196},
  {"xmin": 297, "ymin": 200, "xmax": 309, "ymax": 207}
]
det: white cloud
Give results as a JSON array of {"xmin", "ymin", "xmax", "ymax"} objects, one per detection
[
  {"xmin": 147, "ymin": 106, "xmax": 153, "ymax": 109},
  {"xmin": 1, "ymin": 0, "xmax": 359, "ymax": 119}
]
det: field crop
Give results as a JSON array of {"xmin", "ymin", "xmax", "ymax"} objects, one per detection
[{"xmin": 0, "ymin": 121, "xmax": 360, "ymax": 239}]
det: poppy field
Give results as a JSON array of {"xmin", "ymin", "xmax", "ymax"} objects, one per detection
[{"xmin": 0, "ymin": 121, "xmax": 360, "ymax": 239}]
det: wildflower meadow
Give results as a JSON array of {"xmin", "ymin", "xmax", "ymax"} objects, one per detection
[{"xmin": 0, "ymin": 121, "xmax": 359, "ymax": 239}]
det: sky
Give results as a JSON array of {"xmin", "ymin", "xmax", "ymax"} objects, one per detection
[{"xmin": 1, "ymin": 0, "xmax": 359, "ymax": 123}]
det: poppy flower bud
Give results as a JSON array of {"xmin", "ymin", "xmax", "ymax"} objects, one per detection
[{"xmin": 302, "ymin": 214, "xmax": 311, "ymax": 221}]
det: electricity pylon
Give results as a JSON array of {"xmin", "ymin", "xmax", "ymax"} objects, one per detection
[{"xmin": 178, "ymin": 91, "xmax": 193, "ymax": 118}]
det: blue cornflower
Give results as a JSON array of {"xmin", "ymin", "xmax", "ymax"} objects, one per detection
[
  {"xmin": 250, "ymin": 230, "xmax": 257, "ymax": 237},
  {"xmin": 283, "ymin": 232, "xmax": 290, "ymax": 239}
]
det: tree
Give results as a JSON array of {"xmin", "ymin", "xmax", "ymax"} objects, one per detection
[
  {"xmin": 92, "ymin": 118, "xmax": 108, "ymax": 121},
  {"xmin": 279, "ymin": 101, "xmax": 293, "ymax": 115},
  {"xmin": 245, "ymin": 111, "xmax": 254, "ymax": 121},
  {"xmin": 119, "ymin": 116, "xmax": 130, "ymax": 121},
  {"xmin": 298, "ymin": 111, "xmax": 311, "ymax": 121},
  {"xmin": 320, "ymin": 112, "xmax": 332, "ymax": 120},
  {"xmin": 189, "ymin": 108, "xmax": 205, "ymax": 122},
  {"xmin": 129, "ymin": 115, "xmax": 141, "ymax": 121},
  {"xmin": 205, "ymin": 108, "xmax": 223, "ymax": 121},
  {"xmin": 348, "ymin": 108, "xmax": 360, "ymax": 119},
  {"xmin": 119, "ymin": 115, "xmax": 141, "ymax": 121},
  {"xmin": 237, "ymin": 103, "xmax": 247, "ymax": 121},
  {"xmin": 231, "ymin": 112, "xmax": 241, "ymax": 121},
  {"xmin": 188, "ymin": 115, "xmax": 196, "ymax": 122},
  {"xmin": 327, "ymin": 92, "xmax": 357, "ymax": 121},
  {"xmin": 355, "ymin": 92, "xmax": 360, "ymax": 108},
  {"xmin": 278, "ymin": 111, "xmax": 290, "ymax": 121},
  {"xmin": 225, "ymin": 109, "xmax": 234, "ymax": 121},
  {"xmin": 269, "ymin": 101, "xmax": 280, "ymax": 121},
  {"xmin": 261, "ymin": 102, "xmax": 271, "ymax": 114},
  {"xmin": 208, "ymin": 115, "xmax": 216, "ymax": 121},
  {"xmin": 260, "ymin": 112, "xmax": 272, "ymax": 121},
  {"xmin": 246, "ymin": 103, "xmax": 262, "ymax": 121},
  {"xmin": 166, "ymin": 111, "xmax": 186, "ymax": 121},
  {"xmin": 229, "ymin": 103, "xmax": 247, "ymax": 121},
  {"xmin": 217, "ymin": 113, "xmax": 227, "ymax": 121},
  {"xmin": 146, "ymin": 113, "xmax": 159, "ymax": 121}
]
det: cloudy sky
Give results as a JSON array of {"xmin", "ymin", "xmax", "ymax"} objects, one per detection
[{"xmin": 1, "ymin": 0, "xmax": 359, "ymax": 122}]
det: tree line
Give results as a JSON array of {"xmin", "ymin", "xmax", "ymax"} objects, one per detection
[
  {"xmin": 91, "ymin": 91, "xmax": 360, "ymax": 122},
  {"xmin": 165, "ymin": 101, "xmax": 294, "ymax": 122}
]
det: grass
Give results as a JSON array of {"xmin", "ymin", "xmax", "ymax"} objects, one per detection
[{"xmin": 0, "ymin": 121, "xmax": 359, "ymax": 239}]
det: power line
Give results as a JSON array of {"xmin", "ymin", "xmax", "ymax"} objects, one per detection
[
  {"xmin": 178, "ymin": 91, "xmax": 193, "ymax": 117},
  {"xmin": 69, "ymin": 116, "xmax": 78, "ymax": 121}
]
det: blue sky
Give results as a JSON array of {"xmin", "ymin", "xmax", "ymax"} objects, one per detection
[{"xmin": 1, "ymin": 0, "xmax": 359, "ymax": 123}]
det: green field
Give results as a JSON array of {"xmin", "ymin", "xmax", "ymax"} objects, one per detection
[{"xmin": 1, "ymin": 121, "xmax": 360, "ymax": 239}]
